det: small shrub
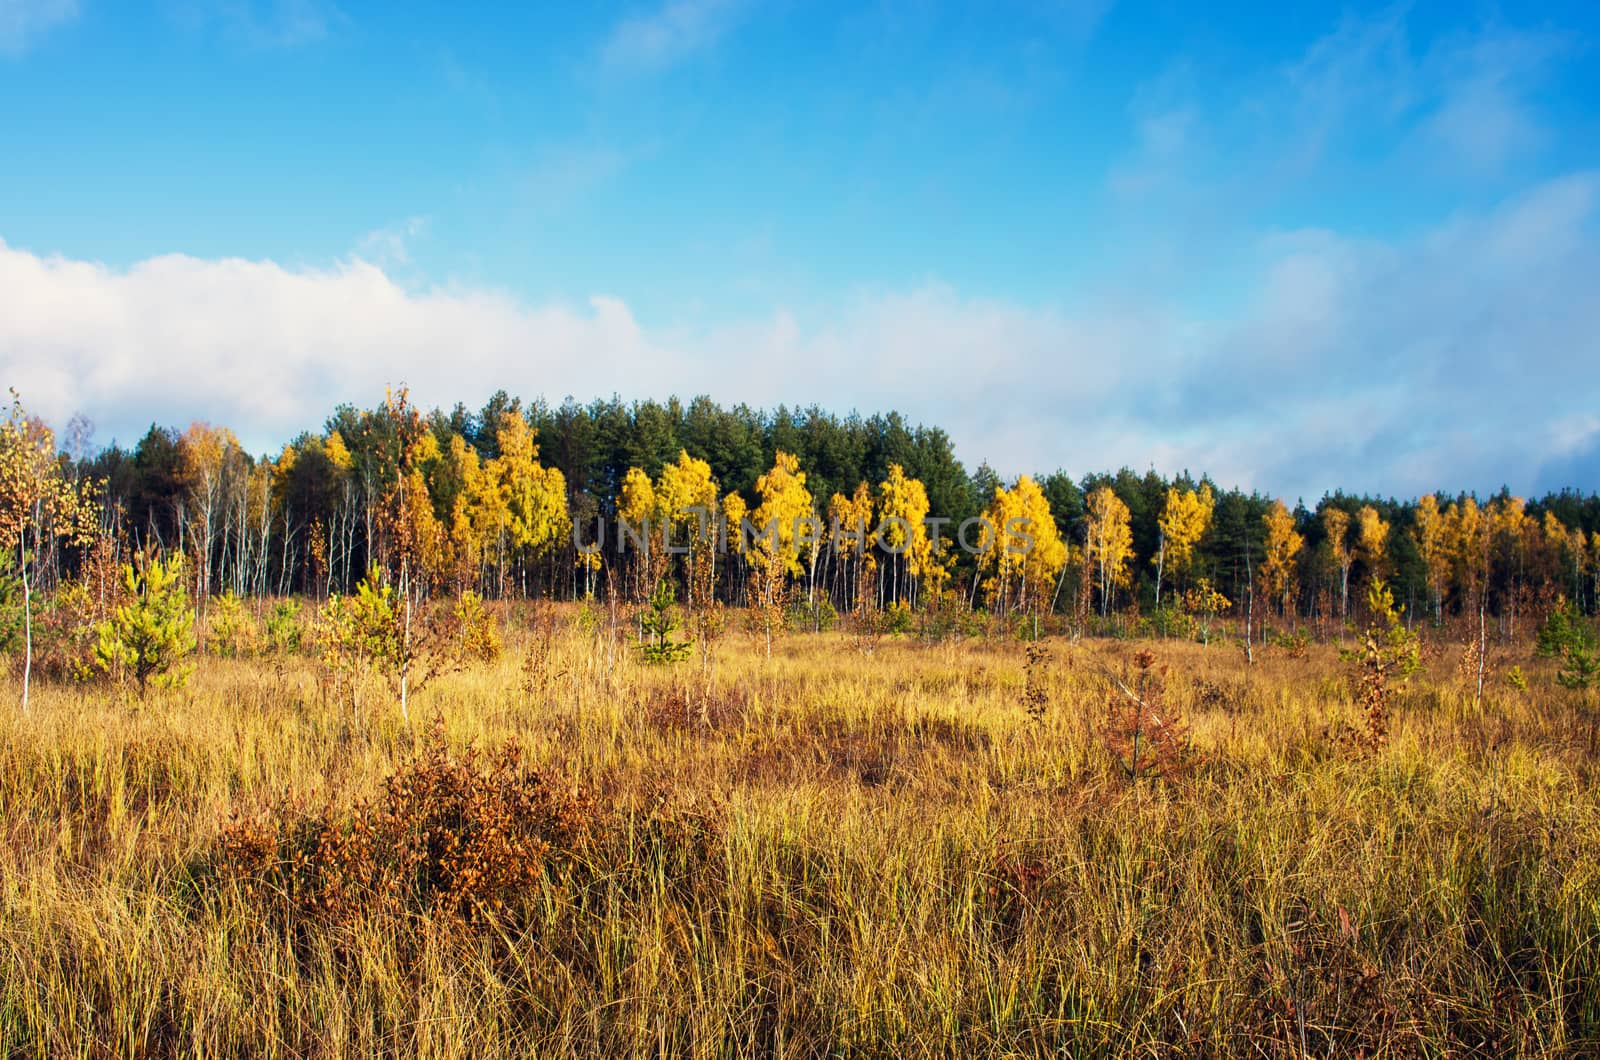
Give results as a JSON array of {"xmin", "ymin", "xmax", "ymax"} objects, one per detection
[
  {"xmin": 316, "ymin": 570, "xmax": 401, "ymax": 680},
  {"xmin": 1558, "ymin": 646, "xmax": 1599, "ymax": 691},
  {"xmin": 849, "ymin": 605, "xmax": 885, "ymax": 657},
  {"xmin": 208, "ymin": 590, "xmax": 251, "ymax": 658},
  {"xmin": 94, "ymin": 552, "xmax": 197, "ymax": 694},
  {"xmin": 519, "ymin": 621, "xmax": 565, "ymax": 703},
  {"xmin": 0, "ymin": 548, "xmax": 22, "ymax": 655},
  {"xmin": 1536, "ymin": 600, "xmax": 1597, "ymax": 690},
  {"xmin": 744, "ymin": 565, "xmax": 791, "ymax": 658},
  {"xmin": 575, "ymin": 596, "xmax": 603, "ymax": 637},
  {"xmin": 216, "ymin": 721, "xmax": 596, "ymax": 923},
  {"xmin": 1334, "ymin": 580, "xmax": 1419, "ymax": 756},
  {"xmin": 455, "ymin": 590, "xmax": 502, "ymax": 662},
  {"xmin": 34, "ymin": 579, "xmax": 118, "ymax": 683},
  {"xmin": 1145, "ymin": 605, "xmax": 1196, "ymax": 641},
  {"xmin": 1182, "ymin": 579, "xmax": 1230, "ymax": 643},
  {"xmin": 1346, "ymin": 630, "xmax": 1391, "ymax": 755},
  {"xmin": 917, "ymin": 595, "xmax": 978, "ymax": 642},
  {"xmin": 316, "ymin": 567, "xmax": 475, "ymax": 715},
  {"xmin": 263, "ymin": 600, "xmax": 303, "ymax": 654},
  {"xmin": 1103, "ymin": 649, "xmax": 1194, "ymax": 781},
  {"xmin": 1270, "ymin": 627, "xmax": 1311, "ymax": 658},
  {"xmin": 786, "ymin": 595, "xmax": 838, "ymax": 633},
  {"xmin": 638, "ymin": 579, "xmax": 692, "ymax": 664},
  {"xmin": 1457, "ymin": 637, "xmax": 1483, "ymax": 685},
  {"xmin": 1535, "ymin": 600, "xmax": 1590, "ymax": 658},
  {"xmin": 882, "ymin": 599, "xmax": 914, "ymax": 635}
]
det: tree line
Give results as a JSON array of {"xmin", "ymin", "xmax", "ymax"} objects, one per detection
[{"xmin": 7, "ymin": 388, "xmax": 1599, "ymax": 639}]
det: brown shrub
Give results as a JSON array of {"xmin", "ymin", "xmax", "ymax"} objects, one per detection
[
  {"xmin": 1103, "ymin": 649, "xmax": 1196, "ymax": 782},
  {"xmin": 642, "ymin": 683, "xmax": 751, "ymax": 735},
  {"xmin": 1334, "ymin": 632, "xmax": 1391, "ymax": 758},
  {"xmin": 216, "ymin": 720, "xmax": 596, "ymax": 923},
  {"xmin": 986, "ymin": 838, "xmax": 1052, "ymax": 943}
]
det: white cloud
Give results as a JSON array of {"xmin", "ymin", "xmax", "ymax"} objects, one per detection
[
  {"xmin": 0, "ymin": 0, "xmax": 77, "ymax": 55},
  {"xmin": 3, "ymin": 172, "xmax": 1597, "ymax": 498},
  {"xmin": 599, "ymin": 0, "xmax": 743, "ymax": 76},
  {"xmin": 0, "ymin": 244, "xmax": 684, "ymax": 453}
]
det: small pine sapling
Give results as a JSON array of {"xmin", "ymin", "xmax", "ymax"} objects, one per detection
[
  {"xmin": 264, "ymin": 601, "xmax": 303, "ymax": 654},
  {"xmin": 1536, "ymin": 600, "xmax": 1598, "ymax": 691},
  {"xmin": 94, "ymin": 552, "xmax": 198, "ymax": 694},
  {"xmin": 1338, "ymin": 579, "xmax": 1418, "ymax": 755},
  {"xmin": 639, "ymin": 578, "xmax": 693, "ymax": 664},
  {"xmin": 1103, "ymin": 649, "xmax": 1194, "ymax": 781},
  {"xmin": 209, "ymin": 590, "xmax": 251, "ymax": 658},
  {"xmin": 455, "ymin": 591, "xmax": 502, "ymax": 662}
]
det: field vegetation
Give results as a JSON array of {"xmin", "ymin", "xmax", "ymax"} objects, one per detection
[
  {"xmin": 3, "ymin": 390, "xmax": 1599, "ymax": 1055},
  {"xmin": 2, "ymin": 595, "xmax": 1598, "ymax": 1057}
]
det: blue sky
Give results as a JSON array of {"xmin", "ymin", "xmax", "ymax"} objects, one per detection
[{"xmin": 2, "ymin": 0, "xmax": 1598, "ymax": 501}]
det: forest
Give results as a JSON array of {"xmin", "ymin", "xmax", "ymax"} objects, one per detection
[{"xmin": 20, "ymin": 387, "xmax": 1600, "ymax": 631}]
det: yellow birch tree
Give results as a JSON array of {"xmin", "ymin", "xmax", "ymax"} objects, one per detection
[
  {"xmin": 0, "ymin": 394, "xmax": 101, "ymax": 711},
  {"xmin": 1413, "ymin": 494, "xmax": 1447, "ymax": 623},
  {"xmin": 1354, "ymin": 505, "xmax": 1390, "ymax": 597},
  {"xmin": 1260, "ymin": 499, "xmax": 1303, "ymax": 618},
  {"xmin": 1085, "ymin": 486, "xmax": 1133, "ymax": 617},
  {"xmin": 1154, "ymin": 483, "xmax": 1214, "ymax": 606},
  {"xmin": 1323, "ymin": 508, "xmax": 1353, "ymax": 621}
]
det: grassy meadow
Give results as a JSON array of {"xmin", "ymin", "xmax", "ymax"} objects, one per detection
[{"xmin": 2, "ymin": 607, "xmax": 1598, "ymax": 1057}]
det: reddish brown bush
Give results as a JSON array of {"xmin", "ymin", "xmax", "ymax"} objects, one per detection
[
  {"xmin": 217, "ymin": 721, "xmax": 595, "ymax": 922},
  {"xmin": 1103, "ymin": 649, "xmax": 1195, "ymax": 782}
]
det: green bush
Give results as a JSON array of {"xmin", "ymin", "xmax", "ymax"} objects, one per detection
[
  {"xmin": 1144, "ymin": 605, "xmax": 1197, "ymax": 641},
  {"xmin": 639, "ymin": 579, "xmax": 692, "ymax": 664},
  {"xmin": 94, "ymin": 553, "xmax": 197, "ymax": 693},
  {"xmin": 1535, "ymin": 601, "xmax": 1597, "ymax": 690},
  {"xmin": 786, "ymin": 596, "xmax": 838, "ymax": 633},
  {"xmin": 264, "ymin": 600, "xmax": 303, "ymax": 654},
  {"xmin": 317, "ymin": 569, "xmax": 402, "ymax": 677},
  {"xmin": 882, "ymin": 600, "xmax": 914, "ymax": 635},
  {"xmin": 209, "ymin": 590, "xmax": 251, "ymax": 657}
]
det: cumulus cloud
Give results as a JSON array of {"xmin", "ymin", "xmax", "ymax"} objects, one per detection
[
  {"xmin": 0, "ymin": 245, "xmax": 685, "ymax": 452},
  {"xmin": 1179, "ymin": 173, "xmax": 1600, "ymax": 497},
  {"xmin": 3, "ymin": 172, "xmax": 1596, "ymax": 499},
  {"xmin": 0, "ymin": 0, "xmax": 77, "ymax": 55}
]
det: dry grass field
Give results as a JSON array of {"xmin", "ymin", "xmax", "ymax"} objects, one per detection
[{"xmin": 2, "ymin": 609, "xmax": 1598, "ymax": 1057}]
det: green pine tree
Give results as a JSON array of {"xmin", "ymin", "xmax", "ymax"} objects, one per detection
[
  {"xmin": 95, "ymin": 553, "xmax": 197, "ymax": 694},
  {"xmin": 639, "ymin": 578, "xmax": 693, "ymax": 664}
]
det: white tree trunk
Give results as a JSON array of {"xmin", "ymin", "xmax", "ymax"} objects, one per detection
[{"xmin": 20, "ymin": 537, "xmax": 31, "ymax": 714}]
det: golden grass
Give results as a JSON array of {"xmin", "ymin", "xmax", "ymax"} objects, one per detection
[{"xmin": 2, "ymin": 611, "xmax": 1598, "ymax": 1057}]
